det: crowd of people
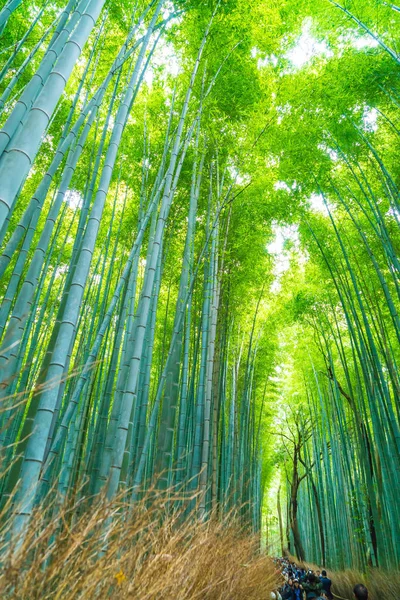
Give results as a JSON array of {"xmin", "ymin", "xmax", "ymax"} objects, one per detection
[{"xmin": 271, "ymin": 558, "xmax": 369, "ymax": 600}]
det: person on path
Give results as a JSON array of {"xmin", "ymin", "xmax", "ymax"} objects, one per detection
[
  {"xmin": 291, "ymin": 579, "xmax": 305, "ymax": 600},
  {"xmin": 319, "ymin": 570, "xmax": 333, "ymax": 599},
  {"xmin": 302, "ymin": 573, "xmax": 322, "ymax": 600},
  {"xmin": 298, "ymin": 568, "xmax": 306, "ymax": 583},
  {"xmin": 281, "ymin": 578, "xmax": 294, "ymax": 600},
  {"xmin": 353, "ymin": 584, "xmax": 368, "ymax": 600}
]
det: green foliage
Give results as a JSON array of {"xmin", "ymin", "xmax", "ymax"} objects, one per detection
[{"xmin": 0, "ymin": 0, "xmax": 399, "ymax": 570}]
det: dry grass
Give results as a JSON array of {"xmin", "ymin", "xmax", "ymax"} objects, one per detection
[
  {"xmin": 287, "ymin": 553, "xmax": 400, "ymax": 600},
  {"xmin": 0, "ymin": 492, "xmax": 279, "ymax": 599}
]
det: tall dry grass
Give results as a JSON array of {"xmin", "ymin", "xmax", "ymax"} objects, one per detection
[
  {"xmin": 0, "ymin": 491, "xmax": 279, "ymax": 599},
  {"xmin": 286, "ymin": 553, "xmax": 400, "ymax": 600}
]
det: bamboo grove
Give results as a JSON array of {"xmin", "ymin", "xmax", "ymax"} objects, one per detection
[
  {"xmin": 282, "ymin": 141, "xmax": 400, "ymax": 571},
  {"xmin": 264, "ymin": 3, "xmax": 400, "ymax": 571},
  {"xmin": 0, "ymin": 0, "xmax": 399, "ymax": 574},
  {"xmin": 0, "ymin": 0, "xmax": 269, "ymax": 544}
]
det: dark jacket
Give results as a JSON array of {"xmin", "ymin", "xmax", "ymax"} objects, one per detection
[
  {"xmin": 302, "ymin": 581, "xmax": 322, "ymax": 599},
  {"xmin": 319, "ymin": 576, "xmax": 332, "ymax": 599},
  {"xmin": 291, "ymin": 587, "xmax": 304, "ymax": 600},
  {"xmin": 281, "ymin": 584, "xmax": 293, "ymax": 600}
]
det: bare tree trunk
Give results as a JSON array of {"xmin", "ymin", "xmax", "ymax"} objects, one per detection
[
  {"xmin": 289, "ymin": 449, "xmax": 306, "ymax": 561},
  {"xmin": 310, "ymin": 475, "xmax": 326, "ymax": 565},
  {"xmin": 277, "ymin": 484, "xmax": 284, "ymax": 555}
]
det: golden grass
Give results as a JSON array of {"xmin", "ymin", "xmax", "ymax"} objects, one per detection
[
  {"xmin": 286, "ymin": 553, "xmax": 400, "ymax": 600},
  {"xmin": 0, "ymin": 492, "xmax": 279, "ymax": 599}
]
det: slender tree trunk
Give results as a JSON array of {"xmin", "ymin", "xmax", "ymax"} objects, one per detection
[{"xmin": 277, "ymin": 484, "xmax": 284, "ymax": 555}]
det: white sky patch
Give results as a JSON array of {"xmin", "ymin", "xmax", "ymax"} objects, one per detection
[
  {"xmin": 266, "ymin": 156, "xmax": 279, "ymax": 168},
  {"xmin": 108, "ymin": 113, "xmax": 115, "ymax": 132},
  {"xmin": 318, "ymin": 142, "xmax": 339, "ymax": 161},
  {"xmin": 352, "ymin": 35, "xmax": 379, "ymax": 50},
  {"xmin": 276, "ymin": 103, "xmax": 292, "ymax": 124},
  {"xmin": 44, "ymin": 134, "xmax": 54, "ymax": 151},
  {"xmin": 77, "ymin": 56, "xmax": 86, "ymax": 69},
  {"xmin": 308, "ymin": 192, "xmax": 334, "ymax": 216},
  {"xmin": 274, "ymin": 180, "xmax": 297, "ymax": 192},
  {"xmin": 26, "ymin": 166, "xmax": 37, "ymax": 180},
  {"xmin": 144, "ymin": 36, "xmax": 180, "ymax": 87},
  {"xmin": 64, "ymin": 189, "xmax": 83, "ymax": 210},
  {"xmin": 55, "ymin": 264, "xmax": 69, "ymax": 278},
  {"xmin": 254, "ymin": 22, "xmax": 378, "ymax": 78},
  {"xmin": 228, "ymin": 165, "xmax": 251, "ymax": 186},
  {"xmin": 28, "ymin": 4, "xmax": 39, "ymax": 19},
  {"xmin": 362, "ymin": 106, "xmax": 378, "ymax": 132},
  {"xmin": 267, "ymin": 223, "xmax": 301, "ymax": 293},
  {"xmin": 162, "ymin": 1, "xmax": 176, "ymax": 23},
  {"xmin": 274, "ymin": 181, "xmax": 291, "ymax": 192},
  {"xmin": 286, "ymin": 19, "xmax": 333, "ymax": 69},
  {"xmin": 386, "ymin": 206, "xmax": 400, "ymax": 221},
  {"xmin": 257, "ymin": 53, "xmax": 279, "ymax": 69}
]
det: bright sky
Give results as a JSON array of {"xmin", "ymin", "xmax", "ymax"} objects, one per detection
[
  {"xmin": 64, "ymin": 189, "xmax": 83, "ymax": 210},
  {"xmin": 144, "ymin": 37, "xmax": 180, "ymax": 86},
  {"xmin": 143, "ymin": 4, "xmax": 181, "ymax": 87},
  {"xmin": 286, "ymin": 19, "xmax": 333, "ymax": 68},
  {"xmin": 267, "ymin": 223, "xmax": 301, "ymax": 293},
  {"xmin": 254, "ymin": 16, "xmax": 380, "ymax": 72}
]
